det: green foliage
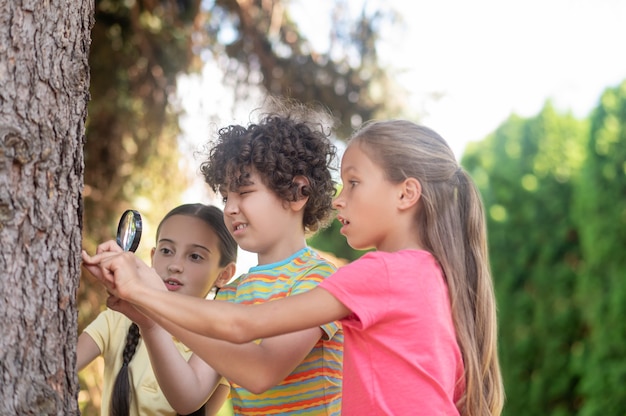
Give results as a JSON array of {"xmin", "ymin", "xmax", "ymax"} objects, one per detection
[
  {"xmin": 463, "ymin": 103, "xmax": 587, "ymax": 415},
  {"xmin": 573, "ymin": 81, "xmax": 626, "ymax": 415}
]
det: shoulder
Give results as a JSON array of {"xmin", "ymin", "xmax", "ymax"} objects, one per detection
[
  {"xmin": 325, "ymin": 250, "xmax": 439, "ymax": 286},
  {"xmin": 82, "ymin": 309, "xmax": 133, "ymax": 352},
  {"xmin": 353, "ymin": 249, "xmax": 436, "ymax": 270},
  {"xmin": 85, "ymin": 308, "xmax": 131, "ymax": 330},
  {"xmin": 299, "ymin": 247, "xmax": 337, "ymax": 273}
]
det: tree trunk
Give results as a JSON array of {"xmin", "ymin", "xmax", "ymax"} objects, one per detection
[{"xmin": 0, "ymin": 0, "xmax": 93, "ymax": 414}]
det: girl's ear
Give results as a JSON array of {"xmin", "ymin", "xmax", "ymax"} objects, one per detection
[
  {"xmin": 214, "ymin": 262, "xmax": 237, "ymax": 288},
  {"xmin": 290, "ymin": 175, "xmax": 310, "ymax": 212},
  {"xmin": 398, "ymin": 177, "xmax": 421, "ymax": 210},
  {"xmin": 149, "ymin": 247, "xmax": 156, "ymax": 266}
]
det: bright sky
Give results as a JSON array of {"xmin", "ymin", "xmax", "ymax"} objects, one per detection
[
  {"xmin": 177, "ymin": 0, "xmax": 626, "ymax": 272},
  {"xmin": 291, "ymin": 0, "xmax": 626, "ymax": 157}
]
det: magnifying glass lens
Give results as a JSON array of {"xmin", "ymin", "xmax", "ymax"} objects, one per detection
[{"xmin": 116, "ymin": 210, "xmax": 142, "ymax": 252}]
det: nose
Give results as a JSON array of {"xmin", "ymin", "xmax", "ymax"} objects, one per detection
[
  {"xmin": 167, "ymin": 259, "xmax": 183, "ymax": 274},
  {"xmin": 332, "ymin": 189, "xmax": 345, "ymax": 209},
  {"xmin": 223, "ymin": 192, "xmax": 239, "ymax": 216}
]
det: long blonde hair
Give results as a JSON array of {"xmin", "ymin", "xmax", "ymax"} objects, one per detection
[{"xmin": 351, "ymin": 120, "xmax": 504, "ymax": 416}]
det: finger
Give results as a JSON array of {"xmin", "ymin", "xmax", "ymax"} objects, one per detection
[
  {"xmin": 82, "ymin": 250, "xmax": 123, "ymax": 266},
  {"xmin": 96, "ymin": 240, "xmax": 124, "ymax": 255}
]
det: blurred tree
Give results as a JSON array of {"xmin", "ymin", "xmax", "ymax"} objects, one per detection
[
  {"xmin": 574, "ymin": 80, "xmax": 626, "ymax": 416},
  {"xmin": 199, "ymin": 0, "xmax": 401, "ymax": 137},
  {"xmin": 79, "ymin": 2, "xmax": 205, "ymax": 412},
  {"xmin": 83, "ymin": 0, "xmax": 202, "ymax": 249},
  {"xmin": 0, "ymin": 0, "xmax": 92, "ymax": 414},
  {"xmin": 462, "ymin": 103, "xmax": 587, "ymax": 416}
]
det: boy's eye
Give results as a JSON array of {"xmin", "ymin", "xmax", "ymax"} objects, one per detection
[
  {"xmin": 221, "ymin": 196, "xmax": 228, "ymax": 204},
  {"xmin": 159, "ymin": 247, "xmax": 173, "ymax": 255}
]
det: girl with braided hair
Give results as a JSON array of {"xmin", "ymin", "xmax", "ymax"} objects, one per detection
[{"xmin": 78, "ymin": 204, "xmax": 237, "ymax": 415}]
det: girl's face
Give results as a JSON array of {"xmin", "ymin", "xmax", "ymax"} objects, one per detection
[
  {"xmin": 333, "ymin": 142, "xmax": 408, "ymax": 252},
  {"xmin": 151, "ymin": 214, "xmax": 230, "ymax": 298}
]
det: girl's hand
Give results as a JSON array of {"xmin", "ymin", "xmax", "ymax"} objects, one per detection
[
  {"xmin": 82, "ymin": 249, "xmax": 167, "ymax": 303},
  {"xmin": 95, "ymin": 239, "xmax": 124, "ymax": 255},
  {"xmin": 107, "ymin": 295, "xmax": 156, "ymax": 332},
  {"xmin": 81, "ymin": 250, "xmax": 143, "ymax": 300}
]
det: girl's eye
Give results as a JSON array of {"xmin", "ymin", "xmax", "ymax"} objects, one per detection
[
  {"xmin": 221, "ymin": 196, "xmax": 228, "ymax": 204},
  {"xmin": 159, "ymin": 247, "xmax": 173, "ymax": 255},
  {"xmin": 189, "ymin": 253, "xmax": 205, "ymax": 261},
  {"xmin": 349, "ymin": 180, "xmax": 358, "ymax": 187}
]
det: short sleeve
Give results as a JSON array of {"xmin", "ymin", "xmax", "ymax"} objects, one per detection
[
  {"xmin": 290, "ymin": 262, "xmax": 342, "ymax": 341},
  {"xmin": 319, "ymin": 252, "xmax": 391, "ymax": 330},
  {"xmin": 82, "ymin": 308, "xmax": 118, "ymax": 353}
]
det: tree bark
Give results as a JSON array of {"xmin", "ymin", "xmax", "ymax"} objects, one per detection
[{"xmin": 0, "ymin": 0, "xmax": 93, "ymax": 414}]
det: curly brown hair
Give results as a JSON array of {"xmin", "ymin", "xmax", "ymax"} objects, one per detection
[{"xmin": 200, "ymin": 106, "xmax": 337, "ymax": 233}]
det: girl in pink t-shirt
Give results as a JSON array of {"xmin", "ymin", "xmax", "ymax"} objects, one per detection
[{"xmin": 84, "ymin": 120, "xmax": 504, "ymax": 415}]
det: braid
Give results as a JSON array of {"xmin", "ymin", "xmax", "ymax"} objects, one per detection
[{"xmin": 110, "ymin": 323, "xmax": 141, "ymax": 416}]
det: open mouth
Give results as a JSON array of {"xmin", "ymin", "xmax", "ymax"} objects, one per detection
[{"xmin": 164, "ymin": 279, "xmax": 183, "ymax": 290}]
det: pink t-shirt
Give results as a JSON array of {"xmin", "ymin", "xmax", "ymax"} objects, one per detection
[{"xmin": 319, "ymin": 250, "xmax": 464, "ymax": 415}]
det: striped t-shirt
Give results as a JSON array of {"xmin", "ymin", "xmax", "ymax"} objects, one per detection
[{"xmin": 216, "ymin": 247, "xmax": 343, "ymax": 415}]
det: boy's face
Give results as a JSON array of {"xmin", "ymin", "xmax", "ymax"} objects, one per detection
[{"xmin": 220, "ymin": 169, "xmax": 303, "ymax": 264}]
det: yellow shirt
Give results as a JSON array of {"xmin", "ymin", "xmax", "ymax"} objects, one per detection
[{"xmin": 84, "ymin": 309, "xmax": 228, "ymax": 416}]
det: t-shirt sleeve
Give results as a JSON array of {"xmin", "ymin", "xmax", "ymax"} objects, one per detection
[
  {"xmin": 82, "ymin": 308, "xmax": 118, "ymax": 353},
  {"xmin": 290, "ymin": 261, "xmax": 342, "ymax": 341},
  {"xmin": 319, "ymin": 252, "xmax": 391, "ymax": 330}
]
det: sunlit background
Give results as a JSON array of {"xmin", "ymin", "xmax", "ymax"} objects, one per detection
[{"xmin": 77, "ymin": 1, "xmax": 626, "ymax": 414}]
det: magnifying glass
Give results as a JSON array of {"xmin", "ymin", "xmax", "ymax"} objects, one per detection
[{"xmin": 116, "ymin": 209, "xmax": 142, "ymax": 252}]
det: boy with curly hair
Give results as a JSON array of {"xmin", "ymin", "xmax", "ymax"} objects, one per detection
[
  {"xmin": 199, "ymin": 103, "xmax": 343, "ymax": 415},
  {"xmin": 89, "ymin": 100, "xmax": 344, "ymax": 415}
]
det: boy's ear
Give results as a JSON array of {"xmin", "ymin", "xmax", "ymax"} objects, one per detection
[
  {"xmin": 290, "ymin": 175, "xmax": 310, "ymax": 212},
  {"xmin": 215, "ymin": 262, "xmax": 237, "ymax": 288},
  {"xmin": 398, "ymin": 177, "xmax": 421, "ymax": 210}
]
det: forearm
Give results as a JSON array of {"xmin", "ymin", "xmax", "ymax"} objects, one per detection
[
  {"xmin": 138, "ymin": 304, "xmax": 322, "ymax": 393},
  {"xmin": 84, "ymin": 250, "xmax": 342, "ymax": 341},
  {"xmin": 180, "ymin": 328, "xmax": 322, "ymax": 393},
  {"xmin": 129, "ymin": 286, "xmax": 256, "ymax": 343},
  {"xmin": 139, "ymin": 323, "xmax": 220, "ymax": 414}
]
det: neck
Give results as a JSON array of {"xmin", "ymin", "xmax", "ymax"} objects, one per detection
[{"xmin": 257, "ymin": 238, "xmax": 307, "ymax": 265}]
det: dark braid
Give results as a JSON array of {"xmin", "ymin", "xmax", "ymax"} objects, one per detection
[
  {"xmin": 109, "ymin": 323, "xmax": 208, "ymax": 416},
  {"xmin": 110, "ymin": 323, "xmax": 141, "ymax": 416}
]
